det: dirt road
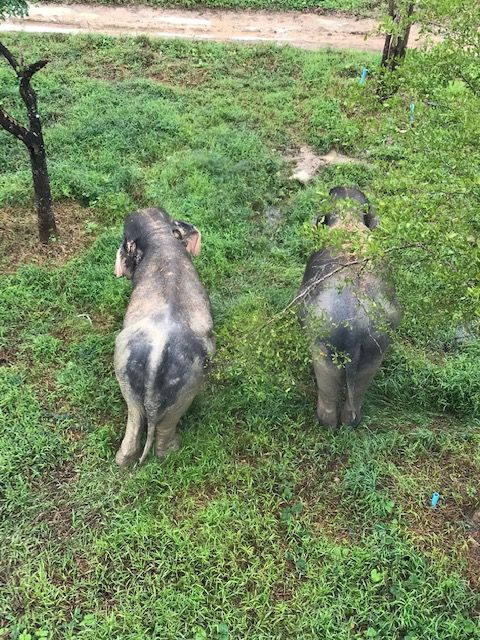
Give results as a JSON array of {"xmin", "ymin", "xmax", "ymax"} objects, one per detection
[{"xmin": 0, "ymin": 4, "xmax": 424, "ymax": 52}]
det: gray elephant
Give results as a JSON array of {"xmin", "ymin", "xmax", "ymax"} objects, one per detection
[
  {"xmin": 297, "ymin": 187, "xmax": 400, "ymax": 428},
  {"xmin": 114, "ymin": 208, "xmax": 215, "ymax": 466}
]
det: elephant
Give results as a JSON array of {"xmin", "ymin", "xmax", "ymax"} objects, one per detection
[
  {"xmin": 297, "ymin": 187, "xmax": 400, "ymax": 428},
  {"xmin": 113, "ymin": 207, "xmax": 215, "ymax": 466}
]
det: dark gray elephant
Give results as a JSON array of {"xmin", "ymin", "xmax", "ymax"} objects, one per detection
[
  {"xmin": 114, "ymin": 208, "xmax": 215, "ymax": 466},
  {"xmin": 297, "ymin": 187, "xmax": 400, "ymax": 428}
]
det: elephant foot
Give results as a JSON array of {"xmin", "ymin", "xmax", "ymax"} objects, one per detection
[
  {"xmin": 317, "ymin": 407, "xmax": 339, "ymax": 429},
  {"xmin": 115, "ymin": 447, "xmax": 141, "ymax": 467},
  {"xmin": 340, "ymin": 407, "xmax": 362, "ymax": 428},
  {"xmin": 155, "ymin": 434, "xmax": 180, "ymax": 459}
]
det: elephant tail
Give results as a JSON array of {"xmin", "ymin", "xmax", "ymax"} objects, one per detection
[
  {"xmin": 345, "ymin": 343, "xmax": 362, "ymax": 424},
  {"xmin": 138, "ymin": 413, "xmax": 156, "ymax": 465},
  {"xmin": 138, "ymin": 407, "xmax": 166, "ymax": 465}
]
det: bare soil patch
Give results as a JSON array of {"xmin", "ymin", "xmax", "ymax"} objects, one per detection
[
  {"xmin": 0, "ymin": 202, "xmax": 99, "ymax": 274},
  {"xmin": 287, "ymin": 145, "xmax": 365, "ymax": 183},
  {"xmin": 1, "ymin": 4, "xmax": 426, "ymax": 52}
]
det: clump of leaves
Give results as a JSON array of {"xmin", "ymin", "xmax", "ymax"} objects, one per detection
[
  {"xmin": 0, "ymin": 0, "xmax": 27, "ymax": 21},
  {"xmin": 418, "ymin": 0, "xmax": 480, "ymax": 96}
]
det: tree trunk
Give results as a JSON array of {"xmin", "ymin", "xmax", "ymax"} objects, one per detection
[
  {"xmin": 381, "ymin": 33, "xmax": 393, "ymax": 69},
  {"xmin": 0, "ymin": 41, "xmax": 57, "ymax": 244},
  {"xmin": 29, "ymin": 140, "xmax": 56, "ymax": 243},
  {"xmin": 392, "ymin": 7, "xmax": 414, "ymax": 68},
  {"xmin": 381, "ymin": 2, "xmax": 415, "ymax": 72},
  {"xmin": 381, "ymin": 0, "xmax": 396, "ymax": 68}
]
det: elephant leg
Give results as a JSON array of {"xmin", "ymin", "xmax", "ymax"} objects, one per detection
[
  {"xmin": 341, "ymin": 354, "xmax": 383, "ymax": 427},
  {"xmin": 154, "ymin": 392, "xmax": 198, "ymax": 458},
  {"xmin": 115, "ymin": 402, "xmax": 146, "ymax": 467},
  {"xmin": 153, "ymin": 411, "xmax": 182, "ymax": 458},
  {"xmin": 313, "ymin": 350, "xmax": 344, "ymax": 428}
]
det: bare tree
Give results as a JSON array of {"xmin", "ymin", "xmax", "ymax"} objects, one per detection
[
  {"xmin": 381, "ymin": 1, "xmax": 415, "ymax": 72},
  {"xmin": 0, "ymin": 41, "xmax": 57, "ymax": 243}
]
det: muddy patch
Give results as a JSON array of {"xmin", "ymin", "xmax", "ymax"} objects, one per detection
[
  {"xmin": 1, "ymin": 5, "xmax": 427, "ymax": 53},
  {"xmin": 0, "ymin": 202, "xmax": 100, "ymax": 274},
  {"xmin": 286, "ymin": 146, "xmax": 365, "ymax": 184}
]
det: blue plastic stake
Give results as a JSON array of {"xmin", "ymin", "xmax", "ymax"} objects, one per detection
[
  {"xmin": 409, "ymin": 101, "xmax": 415, "ymax": 123},
  {"xmin": 360, "ymin": 68, "xmax": 368, "ymax": 86},
  {"xmin": 431, "ymin": 492, "xmax": 440, "ymax": 508}
]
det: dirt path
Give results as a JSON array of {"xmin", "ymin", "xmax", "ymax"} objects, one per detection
[{"xmin": 0, "ymin": 4, "xmax": 424, "ymax": 52}]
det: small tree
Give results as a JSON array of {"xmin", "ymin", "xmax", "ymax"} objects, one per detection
[
  {"xmin": 380, "ymin": 1, "xmax": 416, "ymax": 72},
  {"xmin": 0, "ymin": 41, "xmax": 57, "ymax": 243}
]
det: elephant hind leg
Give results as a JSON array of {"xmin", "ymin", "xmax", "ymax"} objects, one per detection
[
  {"xmin": 115, "ymin": 401, "xmax": 146, "ymax": 467},
  {"xmin": 313, "ymin": 348, "xmax": 344, "ymax": 428},
  {"xmin": 155, "ymin": 384, "xmax": 202, "ymax": 458}
]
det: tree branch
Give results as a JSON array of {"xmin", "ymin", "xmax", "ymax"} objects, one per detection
[
  {"xmin": 291, "ymin": 260, "xmax": 365, "ymax": 312},
  {"xmin": 457, "ymin": 70, "xmax": 480, "ymax": 97},
  {"xmin": 23, "ymin": 59, "xmax": 48, "ymax": 80},
  {"xmin": 20, "ymin": 62, "xmax": 48, "ymax": 133},
  {"xmin": 293, "ymin": 242, "xmax": 427, "ymax": 310},
  {"xmin": 0, "ymin": 40, "xmax": 48, "ymax": 80},
  {"xmin": 0, "ymin": 41, "xmax": 49, "ymax": 140},
  {"xmin": 0, "ymin": 40, "xmax": 20, "ymax": 73},
  {"xmin": 0, "ymin": 105, "xmax": 33, "ymax": 146},
  {"xmin": 241, "ymin": 242, "xmax": 429, "ymax": 339}
]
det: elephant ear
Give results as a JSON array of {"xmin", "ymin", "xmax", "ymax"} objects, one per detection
[
  {"xmin": 172, "ymin": 220, "xmax": 202, "ymax": 256},
  {"xmin": 312, "ymin": 212, "xmax": 337, "ymax": 227},
  {"xmin": 114, "ymin": 239, "xmax": 143, "ymax": 278}
]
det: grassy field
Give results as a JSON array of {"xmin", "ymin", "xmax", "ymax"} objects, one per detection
[
  {"xmin": 42, "ymin": 0, "xmax": 381, "ymax": 16},
  {"xmin": 0, "ymin": 34, "xmax": 479, "ymax": 639}
]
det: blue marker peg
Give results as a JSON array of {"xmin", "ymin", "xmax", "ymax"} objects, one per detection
[
  {"xmin": 409, "ymin": 101, "xmax": 415, "ymax": 123},
  {"xmin": 360, "ymin": 68, "xmax": 368, "ymax": 86},
  {"xmin": 431, "ymin": 492, "xmax": 440, "ymax": 508}
]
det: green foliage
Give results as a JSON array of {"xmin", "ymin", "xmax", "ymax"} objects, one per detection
[
  {"xmin": 0, "ymin": 34, "xmax": 477, "ymax": 406},
  {"xmin": 0, "ymin": 0, "xmax": 27, "ymax": 21},
  {"xmin": 378, "ymin": 0, "xmax": 480, "ymax": 97},
  {"xmin": 0, "ymin": 368, "xmax": 68, "ymax": 517},
  {"xmin": 376, "ymin": 341, "xmax": 480, "ymax": 417},
  {"xmin": 0, "ymin": 34, "xmax": 479, "ymax": 639},
  {"xmin": 417, "ymin": 0, "xmax": 480, "ymax": 96}
]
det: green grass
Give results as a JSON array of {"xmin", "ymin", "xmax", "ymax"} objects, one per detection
[
  {"xmin": 43, "ymin": 0, "xmax": 381, "ymax": 17},
  {"xmin": 0, "ymin": 34, "xmax": 479, "ymax": 639}
]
